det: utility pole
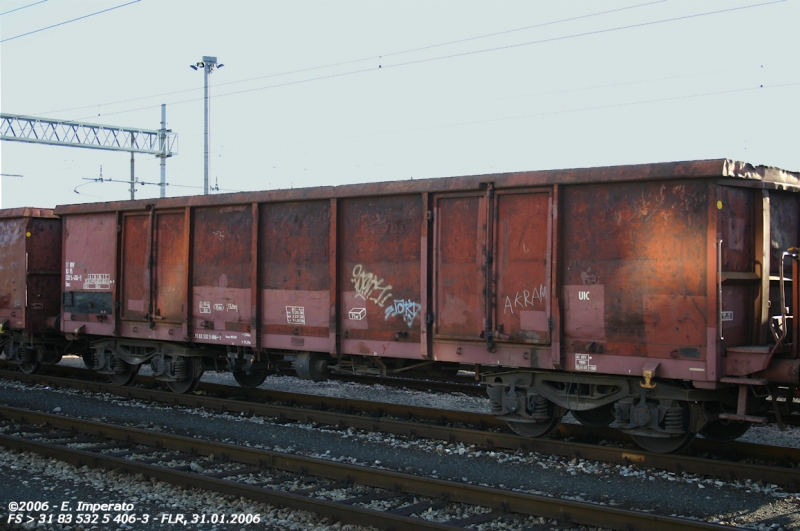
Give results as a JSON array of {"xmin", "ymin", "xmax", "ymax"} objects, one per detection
[
  {"xmin": 130, "ymin": 151, "xmax": 135, "ymax": 200},
  {"xmin": 191, "ymin": 56, "xmax": 223, "ymax": 195},
  {"xmin": 158, "ymin": 104, "xmax": 167, "ymax": 198}
]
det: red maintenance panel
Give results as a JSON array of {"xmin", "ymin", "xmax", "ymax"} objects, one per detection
[
  {"xmin": 340, "ymin": 195, "xmax": 423, "ymax": 359},
  {"xmin": 62, "ymin": 212, "xmax": 118, "ymax": 337},
  {"xmin": 191, "ymin": 205, "xmax": 254, "ymax": 346},
  {"xmin": 562, "ymin": 180, "xmax": 710, "ymax": 379},
  {"xmin": 260, "ymin": 200, "xmax": 331, "ymax": 353}
]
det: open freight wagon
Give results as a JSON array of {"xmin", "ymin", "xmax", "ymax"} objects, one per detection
[
  {"xmin": 0, "ymin": 207, "xmax": 73, "ymax": 372},
  {"xmin": 54, "ymin": 159, "xmax": 799, "ymax": 452}
]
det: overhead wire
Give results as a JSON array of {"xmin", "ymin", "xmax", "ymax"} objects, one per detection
[
  {"xmin": 222, "ymin": 78, "xmax": 800, "ymax": 153},
  {"xmin": 331, "ymin": 81, "xmax": 800, "ymax": 140},
  {"xmin": 1, "ymin": 0, "xmax": 140, "ymax": 43},
  {"xmin": 72, "ymin": 0, "xmax": 786, "ymax": 121},
  {"xmin": 0, "ymin": 0, "xmax": 47, "ymax": 17},
  {"xmin": 34, "ymin": 0, "xmax": 665, "ymax": 116}
]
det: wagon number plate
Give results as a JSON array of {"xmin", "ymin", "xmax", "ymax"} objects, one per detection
[{"xmin": 720, "ymin": 311, "xmax": 734, "ymax": 321}]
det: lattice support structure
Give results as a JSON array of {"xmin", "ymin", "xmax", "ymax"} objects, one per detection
[{"xmin": 0, "ymin": 113, "xmax": 177, "ymax": 156}]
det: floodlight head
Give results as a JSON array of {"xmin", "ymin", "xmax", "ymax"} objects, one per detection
[
  {"xmin": 217, "ymin": 63, "xmax": 224, "ymax": 68},
  {"xmin": 190, "ymin": 65, "xmax": 198, "ymax": 70},
  {"xmin": 197, "ymin": 62, "xmax": 205, "ymax": 68}
]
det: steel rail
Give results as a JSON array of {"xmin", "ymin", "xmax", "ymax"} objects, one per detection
[
  {"xmin": 0, "ymin": 405, "xmax": 734, "ymax": 531},
  {"xmin": 1, "ymin": 369, "xmax": 798, "ymax": 490}
]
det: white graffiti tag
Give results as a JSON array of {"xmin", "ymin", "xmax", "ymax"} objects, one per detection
[
  {"xmin": 384, "ymin": 299, "xmax": 421, "ymax": 328},
  {"xmin": 503, "ymin": 285, "xmax": 548, "ymax": 314},
  {"xmin": 351, "ymin": 264, "xmax": 393, "ymax": 307}
]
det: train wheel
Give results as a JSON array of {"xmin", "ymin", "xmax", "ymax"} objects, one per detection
[
  {"xmin": 19, "ymin": 348, "xmax": 42, "ymax": 374},
  {"xmin": 506, "ymin": 398, "xmax": 563, "ymax": 438},
  {"xmin": 233, "ymin": 366, "xmax": 269, "ymax": 388},
  {"xmin": 109, "ymin": 359, "xmax": 139, "ymax": 386},
  {"xmin": 631, "ymin": 430, "xmax": 695, "ymax": 453},
  {"xmin": 630, "ymin": 401, "xmax": 695, "ymax": 453},
  {"xmin": 82, "ymin": 352, "xmax": 94, "ymax": 369},
  {"xmin": 700, "ymin": 418, "xmax": 751, "ymax": 442},
  {"xmin": 167, "ymin": 357, "xmax": 203, "ymax": 394},
  {"xmin": 42, "ymin": 349, "xmax": 62, "ymax": 366},
  {"xmin": 572, "ymin": 403, "xmax": 616, "ymax": 428}
]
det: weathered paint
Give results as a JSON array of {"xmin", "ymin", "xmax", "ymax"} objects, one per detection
[
  {"xmin": 191, "ymin": 206, "xmax": 253, "ymax": 346},
  {"xmin": 0, "ymin": 209, "xmax": 61, "ymax": 333},
  {"xmin": 61, "ymin": 212, "xmax": 117, "ymax": 337},
  {"xmin": 493, "ymin": 190, "xmax": 552, "ymax": 344},
  {"xmin": 52, "ymin": 159, "xmax": 799, "ymax": 383},
  {"xmin": 340, "ymin": 195, "xmax": 422, "ymax": 350}
]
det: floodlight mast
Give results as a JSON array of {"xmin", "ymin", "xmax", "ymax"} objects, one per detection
[{"xmin": 190, "ymin": 56, "xmax": 223, "ymax": 195}]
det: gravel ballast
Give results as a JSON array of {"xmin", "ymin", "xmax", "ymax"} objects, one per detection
[{"xmin": 0, "ymin": 356, "xmax": 798, "ymax": 530}]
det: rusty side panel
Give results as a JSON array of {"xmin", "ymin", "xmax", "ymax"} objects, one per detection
[
  {"xmin": 0, "ymin": 218, "xmax": 27, "ymax": 330},
  {"xmin": 340, "ymin": 195, "xmax": 422, "ymax": 355},
  {"xmin": 121, "ymin": 214, "xmax": 150, "ymax": 321},
  {"xmin": 61, "ymin": 213, "xmax": 118, "ymax": 336},
  {"xmin": 717, "ymin": 185, "xmax": 755, "ymax": 350},
  {"xmin": 260, "ymin": 200, "xmax": 331, "ymax": 349},
  {"xmin": 26, "ymin": 218, "xmax": 62, "ymax": 333},
  {"xmin": 494, "ymin": 191, "xmax": 552, "ymax": 345},
  {"xmin": 434, "ymin": 194, "xmax": 485, "ymax": 340},
  {"xmin": 154, "ymin": 212, "xmax": 187, "ymax": 323},
  {"xmin": 562, "ymin": 180, "xmax": 709, "ymax": 367},
  {"xmin": 191, "ymin": 205, "xmax": 253, "ymax": 346}
]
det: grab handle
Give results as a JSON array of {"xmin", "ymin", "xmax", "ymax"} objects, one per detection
[{"xmin": 718, "ymin": 239, "xmax": 724, "ymax": 341}]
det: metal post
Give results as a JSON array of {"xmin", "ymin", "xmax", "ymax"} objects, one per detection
[
  {"xmin": 130, "ymin": 151, "xmax": 135, "ymax": 200},
  {"xmin": 159, "ymin": 104, "xmax": 166, "ymax": 198},
  {"xmin": 204, "ymin": 62, "xmax": 210, "ymax": 195}
]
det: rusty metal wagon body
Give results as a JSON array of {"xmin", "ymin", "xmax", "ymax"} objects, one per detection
[
  {"xmin": 0, "ymin": 207, "xmax": 73, "ymax": 372},
  {"xmin": 53, "ymin": 159, "xmax": 799, "ymax": 451}
]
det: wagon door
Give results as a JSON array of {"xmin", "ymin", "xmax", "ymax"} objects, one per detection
[
  {"xmin": 434, "ymin": 193, "xmax": 488, "ymax": 341},
  {"xmin": 493, "ymin": 190, "xmax": 552, "ymax": 345},
  {"xmin": 153, "ymin": 211, "xmax": 187, "ymax": 327},
  {"xmin": 120, "ymin": 213, "xmax": 151, "ymax": 324}
]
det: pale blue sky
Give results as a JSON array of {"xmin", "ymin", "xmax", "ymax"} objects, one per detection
[{"xmin": 1, "ymin": 0, "xmax": 798, "ymax": 208}]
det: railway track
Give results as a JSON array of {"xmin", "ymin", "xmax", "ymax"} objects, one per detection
[
  {"xmin": 1, "ymin": 366, "xmax": 798, "ymax": 491},
  {"xmin": 0, "ymin": 405, "xmax": 736, "ymax": 531}
]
